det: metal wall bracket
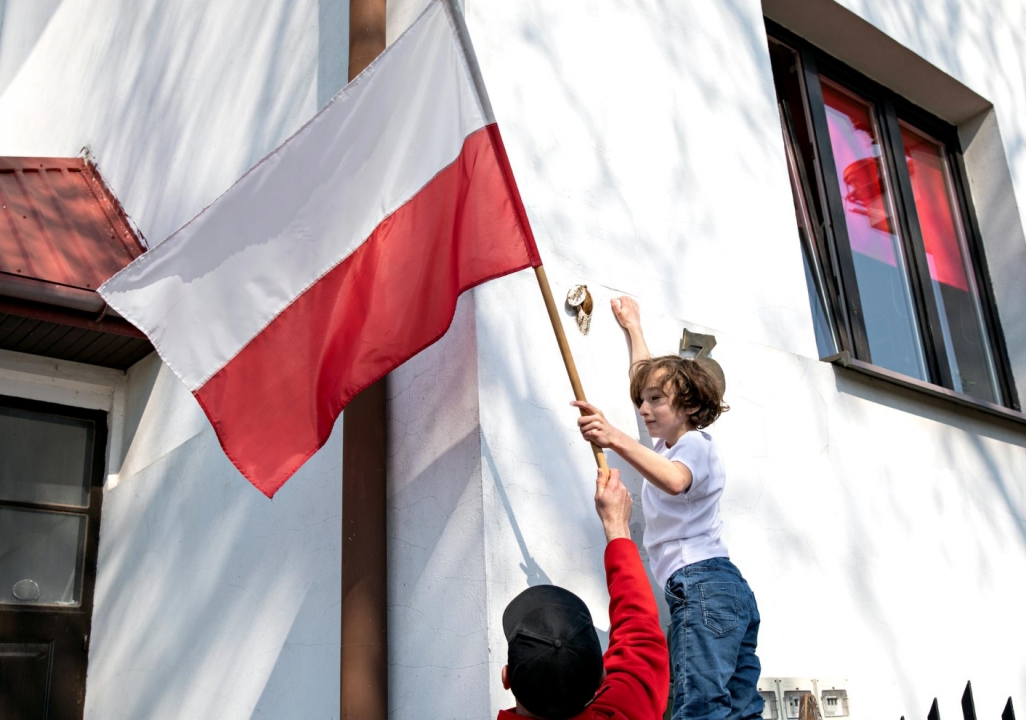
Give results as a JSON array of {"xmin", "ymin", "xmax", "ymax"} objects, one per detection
[
  {"xmin": 679, "ymin": 328, "xmax": 726, "ymax": 394},
  {"xmin": 680, "ymin": 329, "xmax": 717, "ymax": 359}
]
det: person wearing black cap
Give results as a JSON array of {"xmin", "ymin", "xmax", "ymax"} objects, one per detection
[{"xmin": 498, "ymin": 468, "xmax": 670, "ymax": 719}]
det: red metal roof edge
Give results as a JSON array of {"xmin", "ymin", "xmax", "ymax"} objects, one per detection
[
  {"xmin": 0, "ymin": 154, "xmax": 146, "ymax": 327},
  {"xmin": 0, "ymin": 272, "xmax": 113, "ymax": 315},
  {"xmin": 82, "ymin": 157, "xmax": 147, "ymax": 253},
  {"xmin": 0, "ymin": 157, "xmax": 87, "ymax": 171},
  {"xmin": 0, "ymin": 154, "xmax": 146, "ymax": 258}
]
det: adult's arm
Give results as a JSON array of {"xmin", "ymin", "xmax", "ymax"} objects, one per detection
[{"xmin": 590, "ymin": 538, "xmax": 669, "ymax": 719}]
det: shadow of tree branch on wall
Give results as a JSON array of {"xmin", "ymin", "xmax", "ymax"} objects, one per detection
[
  {"xmin": 0, "ymin": 0, "xmax": 349, "ymax": 255},
  {"xmin": 0, "ymin": 0, "xmax": 65, "ymax": 98},
  {"xmin": 87, "ymin": 416, "xmax": 342, "ymax": 719},
  {"xmin": 483, "ymin": 435, "xmax": 552, "ymax": 588}
]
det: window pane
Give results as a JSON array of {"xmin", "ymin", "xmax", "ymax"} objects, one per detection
[
  {"xmin": 0, "ymin": 508, "xmax": 85, "ymax": 607},
  {"xmin": 783, "ymin": 109, "xmax": 837, "ymax": 357},
  {"xmin": 899, "ymin": 124, "xmax": 1001, "ymax": 403},
  {"xmin": 0, "ymin": 407, "xmax": 94, "ymax": 507},
  {"xmin": 820, "ymin": 79, "xmax": 927, "ymax": 380},
  {"xmin": 769, "ymin": 41, "xmax": 837, "ymax": 358}
]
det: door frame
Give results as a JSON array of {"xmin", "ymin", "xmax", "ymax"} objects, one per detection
[{"xmin": 0, "ymin": 348, "xmax": 128, "ymax": 718}]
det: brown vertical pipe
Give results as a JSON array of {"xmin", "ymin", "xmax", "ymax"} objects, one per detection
[
  {"xmin": 349, "ymin": 0, "xmax": 387, "ymax": 79},
  {"xmin": 342, "ymin": 2, "xmax": 387, "ymax": 719},
  {"xmin": 341, "ymin": 381, "xmax": 387, "ymax": 720}
]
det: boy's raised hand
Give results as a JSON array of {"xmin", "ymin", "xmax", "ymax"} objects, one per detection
[
  {"xmin": 612, "ymin": 296, "xmax": 652, "ymax": 367},
  {"xmin": 595, "ymin": 468, "xmax": 632, "ymax": 542},
  {"xmin": 611, "ymin": 295, "xmax": 641, "ymax": 330},
  {"xmin": 572, "ymin": 400, "xmax": 623, "ymax": 449}
]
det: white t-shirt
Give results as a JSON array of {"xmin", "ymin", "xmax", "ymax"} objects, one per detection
[{"xmin": 642, "ymin": 430, "xmax": 729, "ymax": 590}]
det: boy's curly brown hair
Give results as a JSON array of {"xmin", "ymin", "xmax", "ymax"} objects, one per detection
[{"xmin": 629, "ymin": 355, "xmax": 728, "ymax": 429}]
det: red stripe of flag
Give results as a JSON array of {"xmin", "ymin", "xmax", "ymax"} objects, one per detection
[{"xmin": 195, "ymin": 125, "xmax": 538, "ymax": 497}]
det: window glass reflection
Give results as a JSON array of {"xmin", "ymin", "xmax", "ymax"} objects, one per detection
[
  {"xmin": 769, "ymin": 41, "xmax": 838, "ymax": 358},
  {"xmin": 899, "ymin": 124, "xmax": 1001, "ymax": 403},
  {"xmin": 0, "ymin": 508, "xmax": 85, "ymax": 607},
  {"xmin": 821, "ymin": 79, "xmax": 927, "ymax": 380},
  {"xmin": 0, "ymin": 407, "xmax": 93, "ymax": 507}
]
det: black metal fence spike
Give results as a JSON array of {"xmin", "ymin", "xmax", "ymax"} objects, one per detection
[
  {"xmin": 961, "ymin": 681, "xmax": 977, "ymax": 720},
  {"xmin": 1003, "ymin": 697, "xmax": 1016, "ymax": 720},
  {"xmin": 928, "ymin": 697, "xmax": 942, "ymax": 720}
]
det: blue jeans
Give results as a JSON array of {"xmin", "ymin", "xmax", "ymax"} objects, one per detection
[{"xmin": 664, "ymin": 558, "xmax": 763, "ymax": 720}]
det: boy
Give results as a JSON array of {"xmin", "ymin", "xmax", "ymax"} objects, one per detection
[{"xmin": 571, "ymin": 297, "xmax": 762, "ymax": 720}]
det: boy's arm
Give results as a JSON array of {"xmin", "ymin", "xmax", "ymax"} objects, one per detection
[
  {"xmin": 612, "ymin": 297, "xmax": 651, "ymax": 373},
  {"xmin": 574, "ymin": 401, "xmax": 693, "ymax": 495},
  {"xmin": 609, "ymin": 431, "xmax": 693, "ymax": 495}
]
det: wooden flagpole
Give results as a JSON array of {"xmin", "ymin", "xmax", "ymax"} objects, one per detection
[
  {"xmin": 442, "ymin": 0, "xmax": 608, "ymax": 471},
  {"xmin": 533, "ymin": 265, "xmax": 609, "ymax": 470}
]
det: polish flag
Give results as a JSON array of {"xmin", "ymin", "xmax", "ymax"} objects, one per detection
[{"xmin": 99, "ymin": 0, "xmax": 540, "ymax": 497}]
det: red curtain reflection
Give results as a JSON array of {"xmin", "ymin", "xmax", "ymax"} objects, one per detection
[
  {"xmin": 821, "ymin": 82, "xmax": 898, "ymax": 266},
  {"xmin": 900, "ymin": 126, "xmax": 969, "ymax": 291},
  {"xmin": 822, "ymin": 81, "xmax": 970, "ymax": 292}
]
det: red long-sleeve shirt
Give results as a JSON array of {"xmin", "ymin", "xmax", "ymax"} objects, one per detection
[{"xmin": 497, "ymin": 538, "xmax": 670, "ymax": 720}]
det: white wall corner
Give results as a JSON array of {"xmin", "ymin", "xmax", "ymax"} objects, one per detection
[
  {"xmin": 386, "ymin": 292, "xmax": 492, "ymax": 719},
  {"xmin": 960, "ymin": 109, "xmax": 1026, "ymax": 409}
]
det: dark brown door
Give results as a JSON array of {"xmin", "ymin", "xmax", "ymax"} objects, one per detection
[{"xmin": 0, "ymin": 395, "xmax": 107, "ymax": 720}]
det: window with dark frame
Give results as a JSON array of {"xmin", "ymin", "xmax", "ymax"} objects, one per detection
[
  {"xmin": 0, "ymin": 395, "xmax": 107, "ymax": 720},
  {"xmin": 766, "ymin": 22, "xmax": 1019, "ymax": 411}
]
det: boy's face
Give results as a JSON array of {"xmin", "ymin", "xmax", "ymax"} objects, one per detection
[{"xmin": 637, "ymin": 369, "xmax": 691, "ymax": 441}]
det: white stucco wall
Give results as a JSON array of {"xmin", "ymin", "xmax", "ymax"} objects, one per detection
[
  {"xmin": 2, "ymin": 0, "xmax": 1024, "ymax": 718},
  {"xmin": 385, "ymin": 1, "xmax": 1026, "ymax": 719},
  {"xmin": 88, "ymin": 355, "xmax": 343, "ymax": 719},
  {"xmin": 0, "ymin": 1, "xmax": 350, "ymax": 718},
  {"xmin": 0, "ymin": 0, "xmax": 351, "ymax": 247},
  {"xmin": 388, "ymin": 296, "xmax": 492, "ymax": 717}
]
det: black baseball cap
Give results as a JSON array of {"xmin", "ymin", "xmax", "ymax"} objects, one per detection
[{"xmin": 502, "ymin": 585, "xmax": 604, "ymax": 720}]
